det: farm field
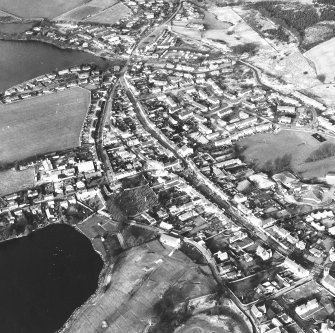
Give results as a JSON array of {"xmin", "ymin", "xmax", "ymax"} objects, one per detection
[
  {"xmin": 85, "ymin": 2, "xmax": 131, "ymax": 25},
  {"xmin": 0, "ymin": 0, "xmax": 86, "ymax": 19},
  {"xmin": 57, "ymin": 6, "xmax": 101, "ymax": 21},
  {"xmin": 238, "ymin": 129, "xmax": 335, "ymax": 179},
  {"xmin": 63, "ymin": 240, "xmax": 217, "ymax": 333},
  {"xmin": 0, "ymin": 87, "xmax": 90, "ymax": 164},
  {"xmin": 0, "ymin": 168, "xmax": 35, "ymax": 197},
  {"xmin": 55, "ymin": 0, "xmax": 119, "ymax": 21},
  {"xmin": 305, "ymin": 37, "xmax": 335, "ymax": 84}
]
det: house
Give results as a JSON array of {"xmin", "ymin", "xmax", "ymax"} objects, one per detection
[
  {"xmin": 283, "ymin": 258, "xmax": 309, "ymax": 278},
  {"xmin": 321, "ymin": 268, "xmax": 335, "ymax": 295},
  {"xmin": 251, "ymin": 304, "xmax": 266, "ymax": 319},
  {"xmin": 277, "ymin": 105, "xmax": 296, "ymax": 114},
  {"xmin": 160, "ymin": 234, "xmax": 181, "ymax": 248},
  {"xmin": 326, "ymin": 172, "xmax": 335, "ymax": 185},
  {"xmin": 160, "ymin": 221, "xmax": 173, "ymax": 230},
  {"xmin": 295, "ymin": 298, "xmax": 318, "ymax": 317},
  {"xmin": 214, "ymin": 251, "xmax": 228, "ymax": 262},
  {"xmin": 278, "ymin": 116, "xmax": 292, "ymax": 124},
  {"xmin": 256, "ymin": 245, "xmax": 272, "ymax": 261}
]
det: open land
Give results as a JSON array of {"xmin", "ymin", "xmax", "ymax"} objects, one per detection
[
  {"xmin": 238, "ymin": 129, "xmax": 335, "ymax": 179},
  {"xmin": 0, "ymin": 0, "xmax": 86, "ymax": 19},
  {"xmin": 55, "ymin": 0, "xmax": 119, "ymax": 22},
  {"xmin": 305, "ymin": 37, "xmax": 335, "ymax": 84},
  {"xmin": 0, "ymin": 168, "xmax": 35, "ymax": 197},
  {"xmin": 0, "ymin": 22, "xmax": 35, "ymax": 34},
  {"xmin": 204, "ymin": 6, "xmax": 270, "ymax": 48},
  {"xmin": 85, "ymin": 2, "xmax": 132, "ymax": 25},
  {"xmin": 62, "ymin": 239, "xmax": 218, "ymax": 333},
  {"xmin": 0, "ymin": 88, "xmax": 90, "ymax": 164},
  {"xmin": 175, "ymin": 312, "xmax": 250, "ymax": 333}
]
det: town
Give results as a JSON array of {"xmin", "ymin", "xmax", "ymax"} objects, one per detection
[{"xmin": 2, "ymin": 0, "xmax": 335, "ymax": 332}]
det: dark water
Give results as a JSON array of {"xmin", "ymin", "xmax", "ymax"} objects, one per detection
[
  {"xmin": 0, "ymin": 39, "xmax": 110, "ymax": 92},
  {"xmin": 0, "ymin": 224, "xmax": 103, "ymax": 333}
]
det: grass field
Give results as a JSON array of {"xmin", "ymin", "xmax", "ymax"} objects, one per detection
[
  {"xmin": 85, "ymin": 2, "xmax": 131, "ymax": 25},
  {"xmin": 205, "ymin": 6, "xmax": 270, "ymax": 48},
  {"xmin": 55, "ymin": 0, "xmax": 119, "ymax": 21},
  {"xmin": 0, "ymin": 0, "xmax": 86, "ymax": 18},
  {"xmin": 305, "ymin": 37, "xmax": 335, "ymax": 83},
  {"xmin": 63, "ymin": 240, "xmax": 217, "ymax": 333},
  {"xmin": 175, "ymin": 312, "xmax": 251, "ymax": 333},
  {"xmin": 0, "ymin": 22, "xmax": 35, "ymax": 34},
  {"xmin": 57, "ymin": 6, "xmax": 100, "ymax": 21},
  {"xmin": 0, "ymin": 168, "xmax": 35, "ymax": 196},
  {"xmin": 0, "ymin": 88, "xmax": 90, "ymax": 164},
  {"xmin": 238, "ymin": 129, "xmax": 335, "ymax": 179}
]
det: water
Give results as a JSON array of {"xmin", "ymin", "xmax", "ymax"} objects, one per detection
[
  {"xmin": 0, "ymin": 224, "xmax": 103, "ymax": 333},
  {"xmin": 0, "ymin": 39, "xmax": 110, "ymax": 92}
]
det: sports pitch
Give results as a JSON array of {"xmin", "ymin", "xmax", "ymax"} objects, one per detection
[{"xmin": 0, "ymin": 88, "xmax": 90, "ymax": 164}]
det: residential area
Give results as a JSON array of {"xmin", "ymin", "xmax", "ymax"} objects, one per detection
[{"xmin": 2, "ymin": 0, "xmax": 335, "ymax": 332}]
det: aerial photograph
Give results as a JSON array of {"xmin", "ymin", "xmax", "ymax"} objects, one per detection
[{"xmin": 2, "ymin": 0, "xmax": 335, "ymax": 332}]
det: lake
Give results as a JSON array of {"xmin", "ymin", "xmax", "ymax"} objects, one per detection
[
  {"xmin": 0, "ymin": 224, "xmax": 103, "ymax": 333},
  {"xmin": 0, "ymin": 39, "xmax": 110, "ymax": 92}
]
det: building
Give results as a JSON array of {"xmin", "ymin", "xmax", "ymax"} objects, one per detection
[
  {"xmin": 256, "ymin": 245, "xmax": 272, "ymax": 261},
  {"xmin": 295, "ymin": 298, "xmax": 318, "ymax": 317},
  {"xmin": 159, "ymin": 221, "xmax": 173, "ymax": 230},
  {"xmin": 326, "ymin": 172, "xmax": 335, "ymax": 185},
  {"xmin": 283, "ymin": 258, "xmax": 309, "ymax": 278},
  {"xmin": 321, "ymin": 268, "xmax": 335, "ymax": 295},
  {"xmin": 160, "ymin": 234, "xmax": 181, "ymax": 248},
  {"xmin": 77, "ymin": 161, "xmax": 95, "ymax": 173}
]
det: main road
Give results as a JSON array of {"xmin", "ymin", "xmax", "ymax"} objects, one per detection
[{"xmin": 96, "ymin": 0, "xmax": 183, "ymax": 183}]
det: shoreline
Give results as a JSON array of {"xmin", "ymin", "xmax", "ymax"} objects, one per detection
[
  {"xmin": 0, "ymin": 217, "xmax": 112, "ymax": 333},
  {"xmin": 0, "ymin": 34, "xmax": 127, "ymax": 62}
]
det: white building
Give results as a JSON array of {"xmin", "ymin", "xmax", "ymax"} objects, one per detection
[
  {"xmin": 77, "ymin": 161, "xmax": 95, "ymax": 173},
  {"xmin": 295, "ymin": 299, "xmax": 318, "ymax": 317},
  {"xmin": 256, "ymin": 245, "xmax": 272, "ymax": 261},
  {"xmin": 160, "ymin": 234, "xmax": 181, "ymax": 248}
]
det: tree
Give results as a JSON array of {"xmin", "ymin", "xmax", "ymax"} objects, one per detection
[
  {"xmin": 317, "ymin": 74, "xmax": 326, "ymax": 83},
  {"xmin": 231, "ymin": 42, "xmax": 259, "ymax": 55}
]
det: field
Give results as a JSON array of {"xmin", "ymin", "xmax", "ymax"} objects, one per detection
[
  {"xmin": 63, "ymin": 240, "xmax": 217, "ymax": 333},
  {"xmin": 0, "ymin": 168, "xmax": 35, "ymax": 196},
  {"xmin": 0, "ymin": 22, "xmax": 35, "ymax": 34},
  {"xmin": 238, "ymin": 129, "xmax": 335, "ymax": 179},
  {"xmin": 0, "ymin": 0, "xmax": 86, "ymax": 19},
  {"xmin": 57, "ymin": 6, "xmax": 101, "ymax": 21},
  {"xmin": 55, "ymin": 0, "xmax": 119, "ymax": 21},
  {"xmin": 305, "ymin": 37, "xmax": 335, "ymax": 84},
  {"xmin": 85, "ymin": 2, "xmax": 131, "ymax": 25},
  {"xmin": 204, "ymin": 6, "xmax": 270, "ymax": 48},
  {"xmin": 0, "ymin": 88, "xmax": 90, "ymax": 164},
  {"xmin": 175, "ymin": 313, "xmax": 250, "ymax": 333}
]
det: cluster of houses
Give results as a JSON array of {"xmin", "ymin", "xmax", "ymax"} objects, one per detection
[
  {"xmin": 0, "ymin": 150, "xmax": 106, "ymax": 237},
  {"xmin": 251, "ymin": 278, "xmax": 335, "ymax": 333},
  {"xmin": 103, "ymin": 86, "xmax": 180, "ymax": 182},
  {"xmin": 1, "ymin": 64, "xmax": 115, "ymax": 104}
]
